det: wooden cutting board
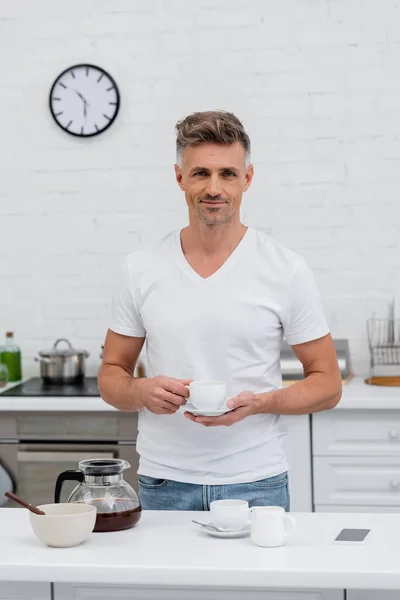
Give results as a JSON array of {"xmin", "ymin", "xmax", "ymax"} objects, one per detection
[{"xmin": 364, "ymin": 376, "xmax": 400, "ymax": 386}]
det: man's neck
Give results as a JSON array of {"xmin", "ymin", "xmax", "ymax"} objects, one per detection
[{"xmin": 181, "ymin": 221, "xmax": 248, "ymax": 257}]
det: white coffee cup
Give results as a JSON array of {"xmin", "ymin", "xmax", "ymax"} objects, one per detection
[
  {"xmin": 210, "ymin": 499, "xmax": 250, "ymax": 531},
  {"xmin": 187, "ymin": 380, "xmax": 227, "ymax": 410},
  {"xmin": 250, "ymin": 506, "xmax": 296, "ymax": 547}
]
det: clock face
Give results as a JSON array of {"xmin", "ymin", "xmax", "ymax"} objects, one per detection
[{"xmin": 49, "ymin": 64, "xmax": 120, "ymax": 137}]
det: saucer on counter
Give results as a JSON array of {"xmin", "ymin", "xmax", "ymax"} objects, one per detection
[
  {"xmin": 180, "ymin": 402, "xmax": 232, "ymax": 417},
  {"xmin": 202, "ymin": 523, "xmax": 251, "ymax": 539}
]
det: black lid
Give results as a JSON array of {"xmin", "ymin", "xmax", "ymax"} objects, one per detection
[{"xmin": 78, "ymin": 458, "xmax": 130, "ymax": 476}]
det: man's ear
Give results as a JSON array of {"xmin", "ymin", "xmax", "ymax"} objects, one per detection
[
  {"xmin": 174, "ymin": 164, "xmax": 185, "ymax": 191},
  {"xmin": 243, "ymin": 164, "xmax": 254, "ymax": 192}
]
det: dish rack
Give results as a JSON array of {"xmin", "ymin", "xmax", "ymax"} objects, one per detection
[{"xmin": 366, "ymin": 318, "xmax": 400, "ymax": 384}]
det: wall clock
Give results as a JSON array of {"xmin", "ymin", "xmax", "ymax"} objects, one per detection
[{"xmin": 49, "ymin": 64, "xmax": 120, "ymax": 137}]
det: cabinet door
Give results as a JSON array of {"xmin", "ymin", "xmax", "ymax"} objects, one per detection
[
  {"xmin": 282, "ymin": 415, "xmax": 313, "ymax": 512},
  {"xmin": 315, "ymin": 504, "xmax": 400, "ymax": 513},
  {"xmin": 347, "ymin": 592, "xmax": 400, "ymax": 600},
  {"xmin": 54, "ymin": 583, "xmax": 343, "ymax": 600},
  {"xmin": 313, "ymin": 456, "xmax": 400, "ymax": 507},
  {"xmin": 0, "ymin": 582, "xmax": 51, "ymax": 599},
  {"xmin": 313, "ymin": 411, "xmax": 400, "ymax": 457}
]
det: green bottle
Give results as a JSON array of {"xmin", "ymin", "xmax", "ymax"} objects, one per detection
[{"xmin": 1, "ymin": 332, "xmax": 22, "ymax": 382}]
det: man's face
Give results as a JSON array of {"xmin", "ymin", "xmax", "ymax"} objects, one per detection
[{"xmin": 175, "ymin": 142, "xmax": 253, "ymax": 227}]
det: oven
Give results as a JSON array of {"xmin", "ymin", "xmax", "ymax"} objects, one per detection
[{"xmin": 0, "ymin": 411, "xmax": 139, "ymax": 507}]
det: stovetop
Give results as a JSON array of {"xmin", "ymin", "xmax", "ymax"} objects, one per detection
[{"xmin": 2, "ymin": 378, "xmax": 99, "ymax": 397}]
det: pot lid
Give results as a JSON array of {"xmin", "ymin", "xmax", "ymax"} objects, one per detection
[
  {"xmin": 39, "ymin": 338, "xmax": 89, "ymax": 358},
  {"xmin": 79, "ymin": 459, "xmax": 130, "ymax": 476}
]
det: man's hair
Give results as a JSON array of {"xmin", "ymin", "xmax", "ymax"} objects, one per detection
[{"xmin": 175, "ymin": 110, "xmax": 251, "ymax": 167}]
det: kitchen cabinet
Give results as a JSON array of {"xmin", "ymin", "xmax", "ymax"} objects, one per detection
[
  {"xmin": 347, "ymin": 593, "xmax": 400, "ymax": 600},
  {"xmin": 313, "ymin": 411, "xmax": 400, "ymax": 456},
  {"xmin": 54, "ymin": 584, "xmax": 343, "ymax": 600},
  {"xmin": 283, "ymin": 414, "xmax": 313, "ymax": 512},
  {"xmin": 0, "ymin": 582, "xmax": 50, "ymax": 599},
  {"xmin": 312, "ymin": 410, "xmax": 400, "ymax": 513},
  {"xmin": 315, "ymin": 504, "xmax": 400, "ymax": 513},
  {"xmin": 313, "ymin": 456, "xmax": 400, "ymax": 507}
]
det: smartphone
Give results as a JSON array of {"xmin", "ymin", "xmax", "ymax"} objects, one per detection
[{"xmin": 333, "ymin": 528, "xmax": 370, "ymax": 544}]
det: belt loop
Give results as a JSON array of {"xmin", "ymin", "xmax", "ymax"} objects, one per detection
[{"xmin": 202, "ymin": 485, "xmax": 210, "ymax": 511}]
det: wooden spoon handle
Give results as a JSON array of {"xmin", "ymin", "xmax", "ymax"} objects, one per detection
[{"xmin": 5, "ymin": 491, "xmax": 45, "ymax": 515}]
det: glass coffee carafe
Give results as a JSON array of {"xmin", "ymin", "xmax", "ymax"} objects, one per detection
[{"xmin": 54, "ymin": 459, "xmax": 142, "ymax": 532}]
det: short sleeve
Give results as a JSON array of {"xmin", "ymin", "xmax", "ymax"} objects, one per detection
[
  {"xmin": 283, "ymin": 259, "xmax": 330, "ymax": 346},
  {"xmin": 109, "ymin": 256, "xmax": 146, "ymax": 338}
]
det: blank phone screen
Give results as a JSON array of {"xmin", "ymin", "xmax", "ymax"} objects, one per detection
[{"xmin": 334, "ymin": 528, "xmax": 370, "ymax": 542}]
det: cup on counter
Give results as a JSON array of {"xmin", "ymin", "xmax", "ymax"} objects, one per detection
[
  {"xmin": 250, "ymin": 506, "xmax": 296, "ymax": 547},
  {"xmin": 186, "ymin": 381, "xmax": 227, "ymax": 410},
  {"xmin": 210, "ymin": 499, "xmax": 250, "ymax": 531}
]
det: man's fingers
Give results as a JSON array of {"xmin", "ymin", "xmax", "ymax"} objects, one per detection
[
  {"xmin": 227, "ymin": 391, "xmax": 254, "ymax": 409},
  {"xmin": 165, "ymin": 380, "xmax": 191, "ymax": 398},
  {"xmin": 157, "ymin": 403, "xmax": 179, "ymax": 414},
  {"xmin": 184, "ymin": 413, "xmax": 237, "ymax": 427},
  {"xmin": 183, "ymin": 411, "xmax": 197, "ymax": 422},
  {"xmin": 226, "ymin": 397, "xmax": 238, "ymax": 409},
  {"xmin": 161, "ymin": 391, "xmax": 187, "ymax": 406}
]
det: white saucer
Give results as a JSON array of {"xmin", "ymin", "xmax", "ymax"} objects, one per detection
[
  {"xmin": 181, "ymin": 402, "xmax": 232, "ymax": 417},
  {"xmin": 204, "ymin": 524, "xmax": 251, "ymax": 539}
]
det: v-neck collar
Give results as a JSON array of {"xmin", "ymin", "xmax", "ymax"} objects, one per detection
[{"xmin": 174, "ymin": 227, "xmax": 254, "ymax": 284}]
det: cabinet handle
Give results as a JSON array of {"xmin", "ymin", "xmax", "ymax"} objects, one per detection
[
  {"xmin": 390, "ymin": 479, "xmax": 400, "ymax": 489},
  {"xmin": 389, "ymin": 429, "xmax": 399, "ymax": 439},
  {"xmin": 17, "ymin": 451, "xmax": 115, "ymax": 463}
]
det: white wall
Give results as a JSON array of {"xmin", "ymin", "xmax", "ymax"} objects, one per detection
[{"xmin": 1, "ymin": 0, "xmax": 400, "ymax": 377}]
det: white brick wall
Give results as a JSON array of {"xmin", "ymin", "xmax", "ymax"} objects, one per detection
[{"xmin": 1, "ymin": 0, "xmax": 400, "ymax": 377}]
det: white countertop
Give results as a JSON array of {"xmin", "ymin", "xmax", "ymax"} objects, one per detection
[
  {"xmin": 335, "ymin": 376, "xmax": 400, "ymax": 410},
  {"xmin": 0, "ymin": 379, "xmax": 116, "ymax": 412},
  {"xmin": 0, "ymin": 376, "xmax": 399, "ymax": 412},
  {"xmin": 0, "ymin": 509, "xmax": 399, "ymax": 590},
  {"xmin": 0, "ymin": 394, "xmax": 116, "ymax": 411}
]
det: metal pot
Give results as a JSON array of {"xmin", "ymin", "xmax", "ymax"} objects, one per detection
[{"xmin": 35, "ymin": 338, "xmax": 89, "ymax": 384}]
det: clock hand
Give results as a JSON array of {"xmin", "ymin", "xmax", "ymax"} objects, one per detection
[
  {"xmin": 74, "ymin": 89, "xmax": 85, "ymax": 102},
  {"xmin": 74, "ymin": 89, "xmax": 90, "ymax": 106}
]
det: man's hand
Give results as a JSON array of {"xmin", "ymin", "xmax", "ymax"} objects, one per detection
[
  {"xmin": 138, "ymin": 376, "xmax": 191, "ymax": 415},
  {"xmin": 183, "ymin": 391, "xmax": 257, "ymax": 427}
]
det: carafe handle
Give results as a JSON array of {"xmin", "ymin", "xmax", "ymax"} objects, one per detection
[{"xmin": 54, "ymin": 470, "xmax": 84, "ymax": 503}]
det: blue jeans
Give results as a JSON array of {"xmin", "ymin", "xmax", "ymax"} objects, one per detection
[{"xmin": 138, "ymin": 471, "xmax": 290, "ymax": 511}]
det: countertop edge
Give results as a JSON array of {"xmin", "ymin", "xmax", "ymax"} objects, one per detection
[{"xmin": 0, "ymin": 565, "xmax": 399, "ymax": 590}]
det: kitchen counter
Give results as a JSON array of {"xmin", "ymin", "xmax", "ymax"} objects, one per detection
[
  {"xmin": 0, "ymin": 376, "xmax": 399, "ymax": 411},
  {"xmin": 0, "ymin": 394, "xmax": 116, "ymax": 411},
  {"xmin": 335, "ymin": 376, "xmax": 400, "ymax": 410},
  {"xmin": 0, "ymin": 378, "xmax": 116, "ymax": 411},
  {"xmin": 0, "ymin": 509, "xmax": 399, "ymax": 591}
]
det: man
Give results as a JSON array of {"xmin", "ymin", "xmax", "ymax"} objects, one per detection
[{"xmin": 98, "ymin": 110, "xmax": 342, "ymax": 512}]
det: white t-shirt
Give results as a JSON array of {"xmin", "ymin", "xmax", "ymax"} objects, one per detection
[{"xmin": 109, "ymin": 227, "xmax": 329, "ymax": 485}]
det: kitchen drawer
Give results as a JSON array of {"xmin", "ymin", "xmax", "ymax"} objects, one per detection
[
  {"xmin": 54, "ymin": 584, "xmax": 343, "ymax": 600},
  {"xmin": 0, "ymin": 411, "xmax": 138, "ymax": 441},
  {"xmin": 314, "ymin": 456, "xmax": 400, "ymax": 507},
  {"xmin": 315, "ymin": 505, "xmax": 400, "ymax": 513},
  {"xmin": 313, "ymin": 411, "xmax": 400, "ymax": 457},
  {"xmin": 0, "ymin": 582, "xmax": 51, "ymax": 599},
  {"xmin": 347, "ymin": 592, "xmax": 400, "ymax": 600}
]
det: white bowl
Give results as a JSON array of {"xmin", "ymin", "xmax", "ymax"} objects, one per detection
[{"xmin": 29, "ymin": 503, "xmax": 97, "ymax": 548}]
